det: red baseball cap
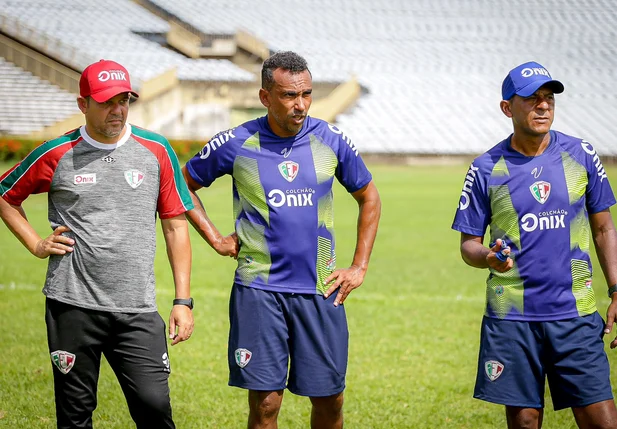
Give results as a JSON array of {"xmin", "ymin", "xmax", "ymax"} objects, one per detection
[{"xmin": 79, "ymin": 59, "xmax": 139, "ymax": 103}]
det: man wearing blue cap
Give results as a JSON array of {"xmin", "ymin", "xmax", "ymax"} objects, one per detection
[{"xmin": 452, "ymin": 61, "xmax": 617, "ymax": 428}]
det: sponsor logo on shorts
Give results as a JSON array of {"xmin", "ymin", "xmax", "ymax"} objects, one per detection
[
  {"xmin": 235, "ymin": 348, "xmax": 252, "ymax": 368},
  {"xmin": 51, "ymin": 350, "xmax": 76, "ymax": 374},
  {"xmin": 529, "ymin": 181, "xmax": 551, "ymax": 204},
  {"xmin": 74, "ymin": 173, "xmax": 96, "ymax": 184},
  {"xmin": 124, "ymin": 169, "xmax": 144, "ymax": 189},
  {"xmin": 162, "ymin": 352, "xmax": 170, "ymax": 373},
  {"xmin": 485, "ymin": 360, "xmax": 504, "ymax": 381},
  {"xmin": 278, "ymin": 160, "xmax": 299, "ymax": 182}
]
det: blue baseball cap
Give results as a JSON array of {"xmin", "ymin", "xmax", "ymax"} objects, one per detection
[{"xmin": 501, "ymin": 61, "xmax": 564, "ymax": 100}]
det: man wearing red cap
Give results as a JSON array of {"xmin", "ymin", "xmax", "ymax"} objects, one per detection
[{"xmin": 0, "ymin": 59, "xmax": 194, "ymax": 428}]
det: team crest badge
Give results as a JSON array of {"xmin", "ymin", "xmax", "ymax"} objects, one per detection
[
  {"xmin": 278, "ymin": 161, "xmax": 299, "ymax": 182},
  {"xmin": 485, "ymin": 360, "xmax": 504, "ymax": 381},
  {"xmin": 124, "ymin": 169, "xmax": 145, "ymax": 189},
  {"xmin": 235, "ymin": 348, "xmax": 252, "ymax": 368},
  {"xmin": 529, "ymin": 181, "xmax": 551, "ymax": 204},
  {"xmin": 51, "ymin": 350, "xmax": 76, "ymax": 374}
]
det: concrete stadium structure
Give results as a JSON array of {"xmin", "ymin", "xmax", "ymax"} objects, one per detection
[{"xmin": 0, "ymin": 0, "xmax": 616, "ymax": 155}]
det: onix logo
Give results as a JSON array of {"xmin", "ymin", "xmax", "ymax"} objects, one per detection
[
  {"xmin": 98, "ymin": 70, "xmax": 127, "ymax": 82},
  {"xmin": 268, "ymin": 189, "xmax": 314, "ymax": 208},
  {"xmin": 521, "ymin": 67, "xmax": 549, "ymax": 78},
  {"xmin": 328, "ymin": 124, "xmax": 358, "ymax": 156},
  {"xmin": 199, "ymin": 129, "xmax": 236, "ymax": 159},
  {"xmin": 521, "ymin": 212, "xmax": 566, "ymax": 232},
  {"xmin": 581, "ymin": 141, "xmax": 608, "ymax": 182},
  {"xmin": 459, "ymin": 163, "xmax": 479, "ymax": 210}
]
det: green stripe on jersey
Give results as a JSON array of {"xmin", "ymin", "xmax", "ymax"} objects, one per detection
[
  {"xmin": 486, "ymin": 266, "xmax": 524, "ymax": 319},
  {"xmin": 0, "ymin": 129, "xmax": 80, "ymax": 195},
  {"xmin": 236, "ymin": 218, "xmax": 271, "ymax": 286},
  {"xmin": 491, "ymin": 155, "xmax": 510, "ymax": 177},
  {"xmin": 234, "ymin": 156, "xmax": 269, "ymax": 226},
  {"xmin": 571, "ymin": 259, "xmax": 596, "ymax": 316},
  {"xmin": 316, "ymin": 236, "xmax": 333, "ymax": 294},
  {"xmin": 570, "ymin": 208, "xmax": 591, "ymax": 254},
  {"xmin": 309, "ymin": 134, "xmax": 338, "ymax": 184},
  {"xmin": 131, "ymin": 126, "xmax": 192, "ymax": 209},
  {"xmin": 487, "ymin": 168, "xmax": 524, "ymax": 319},
  {"xmin": 561, "ymin": 151, "xmax": 587, "ymax": 205},
  {"xmin": 488, "ymin": 184, "xmax": 521, "ymax": 250}
]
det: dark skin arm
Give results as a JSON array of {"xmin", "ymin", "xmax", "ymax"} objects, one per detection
[
  {"xmin": 323, "ymin": 180, "xmax": 381, "ymax": 306},
  {"xmin": 460, "ymin": 234, "xmax": 513, "ymax": 273},
  {"xmin": 181, "ymin": 166, "xmax": 238, "ymax": 258},
  {"xmin": 590, "ymin": 209, "xmax": 617, "ymax": 348}
]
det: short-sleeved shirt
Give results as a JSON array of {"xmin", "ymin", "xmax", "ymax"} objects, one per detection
[
  {"xmin": 186, "ymin": 116, "xmax": 372, "ymax": 294},
  {"xmin": 0, "ymin": 124, "xmax": 193, "ymax": 312},
  {"xmin": 452, "ymin": 131, "xmax": 615, "ymax": 321}
]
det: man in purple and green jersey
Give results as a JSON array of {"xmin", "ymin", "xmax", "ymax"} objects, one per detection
[
  {"xmin": 183, "ymin": 51, "xmax": 381, "ymax": 429},
  {"xmin": 452, "ymin": 61, "xmax": 617, "ymax": 428}
]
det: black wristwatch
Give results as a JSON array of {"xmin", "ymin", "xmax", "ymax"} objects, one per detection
[
  {"xmin": 608, "ymin": 285, "xmax": 617, "ymax": 298},
  {"xmin": 173, "ymin": 298, "xmax": 194, "ymax": 309}
]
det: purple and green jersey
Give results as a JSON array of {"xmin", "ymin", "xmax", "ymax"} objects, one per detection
[
  {"xmin": 186, "ymin": 116, "xmax": 372, "ymax": 295},
  {"xmin": 452, "ymin": 131, "xmax": 615, "ymax": 321}
]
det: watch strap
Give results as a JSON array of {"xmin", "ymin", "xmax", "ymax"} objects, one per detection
[
  {"xmin": 173, "ymin": 298, "xmax": 194, "ymax": 309},
  {"xmin": 608, "ymin": 285, "xmax": 617, "ymax": 298}
]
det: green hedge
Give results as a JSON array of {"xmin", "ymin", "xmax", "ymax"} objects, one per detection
[{"xmin": 0, "ymin": 137, "xmax": 206, "ymax": 162}]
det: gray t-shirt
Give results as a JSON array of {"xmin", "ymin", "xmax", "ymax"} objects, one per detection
[{"xmin": 0, "ymin": 124, "xmax": 193, "ymax": 312}]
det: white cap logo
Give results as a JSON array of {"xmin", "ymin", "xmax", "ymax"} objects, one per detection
[
  {"xmin": 97, "ymin": 70, "xmax": 127, "ymax": 82},
  {"xmin": 521, "ymin": 67, "xmax": 549, "ymax": 78}
]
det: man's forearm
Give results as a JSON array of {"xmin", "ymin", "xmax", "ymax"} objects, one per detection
[
  {"xmin": 593, "ymin": 227, "xmax": 617, "ymax": 288},
  {"xmin": 461, "ymin": 239, "xmax": 491, "ymax": 269},
  {"xmin": 186, "ymin": 190, "xmax": 225, "ymax": 249},
  {"xmin": 352, "ymin": 188, "xmax": 381, "ymax": 271},
  {"xmin": 0, "ymin": 198, "xmax": 41, "ymax": 255},
  {"xmin": 162, "ymin": 216, "xmax": 192, "ymax": 299}
]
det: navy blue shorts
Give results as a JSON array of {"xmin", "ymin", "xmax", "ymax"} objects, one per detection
[
  {"xmin": 475, "ymin": 313, "xmax": 613, "ymax": 410},
  {"xmin": 228, "ymin": 284, "xmax": 348, "ymax": 397}
]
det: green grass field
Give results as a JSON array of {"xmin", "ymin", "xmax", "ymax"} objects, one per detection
[{"xmin": 1, "ymin": 161, "xmax": 617, "ymax": 428}]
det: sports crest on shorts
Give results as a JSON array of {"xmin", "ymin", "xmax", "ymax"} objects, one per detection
[
  {"xmin": 51, "ymin": 350, "xmax": 76, "ymax": 375},
  {"xmin": 235, "ymin": 348, "xmax": 252, "ymax": 368},
  {"xmin": 484, "ymin": 360, "xmax": 504, "ymax": 381}
]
